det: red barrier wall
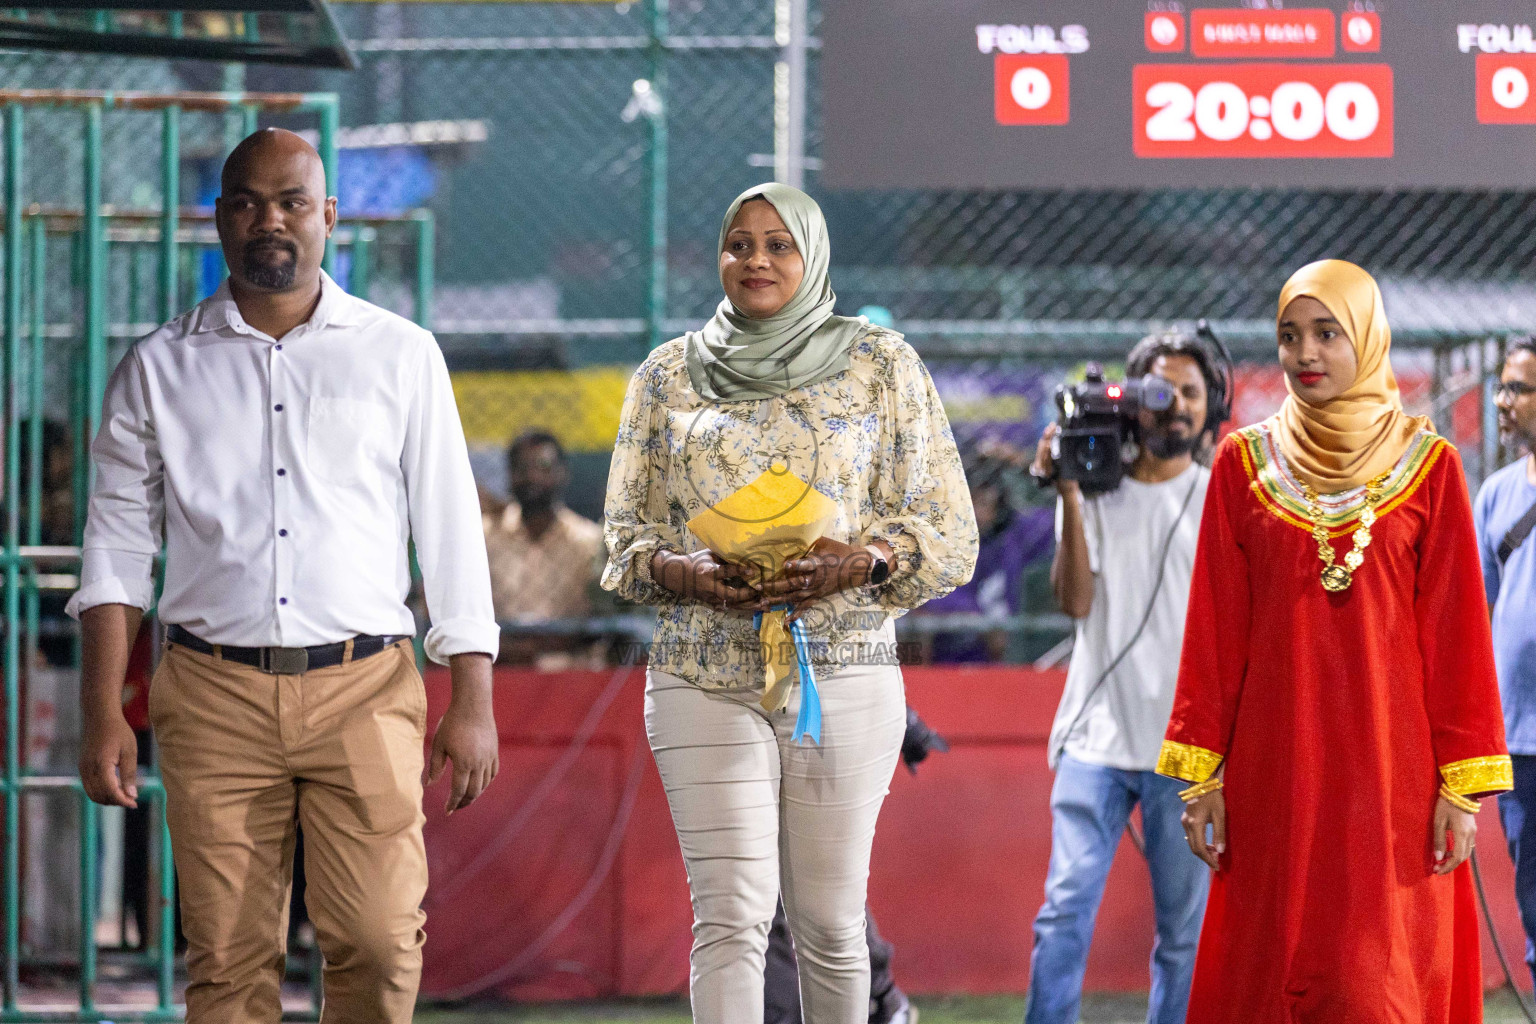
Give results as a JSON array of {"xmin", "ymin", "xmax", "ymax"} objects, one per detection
[{"xmin": 419, "ymin": 665, "xmax": 1527, "ymax": 1001}]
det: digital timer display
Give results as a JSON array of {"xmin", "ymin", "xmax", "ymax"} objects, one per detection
[
  {"xmin": 824, "ymin": 1, "xmax": 1536, "ymax": 188},
  {"xmin": 1133, "ymin": 63, "xmax": 1393, "ymax": 158}
]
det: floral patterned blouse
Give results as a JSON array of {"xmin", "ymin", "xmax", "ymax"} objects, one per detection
[{"xmin": 601, "ymin": 325, "xmax": 980, "ymax": 693}]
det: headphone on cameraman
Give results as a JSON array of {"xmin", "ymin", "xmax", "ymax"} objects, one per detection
[{"xmin": 1196, "ymin": 319, "xmax": 1235, "ymax": 434}]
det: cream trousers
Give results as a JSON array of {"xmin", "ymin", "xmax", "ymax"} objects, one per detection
[{"xmin": 645, "ymin": 663, "xmax": 907, "ymax": 1024}]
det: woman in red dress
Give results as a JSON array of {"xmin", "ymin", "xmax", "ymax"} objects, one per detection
[{"xmin": 1159, "ymin": 259, "xmax": 1512, "ymax": 1024}]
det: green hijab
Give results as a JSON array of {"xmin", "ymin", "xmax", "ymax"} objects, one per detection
[{"xmin": 684, "ymin": 183, "xmax": 865, "ymax": 402}]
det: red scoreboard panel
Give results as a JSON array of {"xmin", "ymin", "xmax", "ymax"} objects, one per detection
[
  {"xmin": 1189, "ymin": 8, "xmax": 1335, "ymax": 58},
  {"xmin": 824, "ymin": 1, "xmax": 1536, "ymax": 188},
  {"xmin": 1132, "ymin": 63, "xmax": 1393, "ymax": 159},
  {"xmin": 995, "ymin": 54, "xmax": 1072, "ymax": 125}
]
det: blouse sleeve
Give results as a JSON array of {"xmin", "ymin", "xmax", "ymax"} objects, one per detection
[
  {"xmin": 863, "ymin": 338, "xmax": 979, "ymax": 612},
  {"xmin": 1157, "ymin": 436, "xmax": 1252, "ymax": 784},
  {"xmin": 600, "ymin": 348, "xmax": 687, "ymax": 607},
  {"xmin": 1416, "ymin": 443, "xmax": 1513, "ymax": 799}
]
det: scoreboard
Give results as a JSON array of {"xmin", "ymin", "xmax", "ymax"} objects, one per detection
[{"xmin": 822, "ymin": 2, "xmax": 1536, "ymax": 188}]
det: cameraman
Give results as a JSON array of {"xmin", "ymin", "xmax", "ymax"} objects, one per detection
[{"xmin": 1024, "ymin": 331, "xmax": 1222, "ymax": 1024}]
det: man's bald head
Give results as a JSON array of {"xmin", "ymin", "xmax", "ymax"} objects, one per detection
[
  {"xmin": 215, "ymin": 128, "xmax": 335, "ymax": 296},
  {"xmin": 220, "ymin": 128, "xmax": 327, "ymax": 196}
]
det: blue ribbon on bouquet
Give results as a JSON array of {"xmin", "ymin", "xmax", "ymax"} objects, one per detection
[{"xmin": 753, "ymin": 604, "xmax": 822, "ymax": 745}]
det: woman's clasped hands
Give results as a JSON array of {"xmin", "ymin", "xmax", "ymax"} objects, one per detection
[{"xmin": 652, "ymin": 537, "xmax": 888, "ymax": 620}]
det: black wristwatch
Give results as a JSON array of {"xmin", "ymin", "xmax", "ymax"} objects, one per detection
[{"xmin": 865, "ymin": 545, "xmax": 891, "ymax": 586}]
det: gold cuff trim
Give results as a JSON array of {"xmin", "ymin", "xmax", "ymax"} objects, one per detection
[
  {"xmin": 1156, "ymin": 740, "xmax": 1224, "ymax": 783},
  {"xmin": 1440, "ymin": 755, "xmax": 1514, "ymax": 797}
]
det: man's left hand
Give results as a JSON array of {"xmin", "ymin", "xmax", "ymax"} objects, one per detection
[{"xmin": 427, "ymin": 653, "xmax": 499, "ymax": 814}]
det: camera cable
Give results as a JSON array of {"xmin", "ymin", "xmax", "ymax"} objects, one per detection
[
  {"xmin": 1473, "ymin": 846, "xmax": 1536, "ymax": 1023},
  {"xmin": 1050, "ymin": 467, "xmax": 1201, "ymax": 783}
]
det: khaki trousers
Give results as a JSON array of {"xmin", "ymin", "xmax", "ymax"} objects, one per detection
[
  {"xmin": 645, "ymin": 664, "xmax": 907, "ymax": 1024},
  {"xmin": 150, "ymin": 640, "xmax": 429, "ymax": 1024}
]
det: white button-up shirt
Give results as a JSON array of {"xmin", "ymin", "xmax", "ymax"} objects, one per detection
[{"xmin": 65, "ymin": 272, "xmax": 500, "ymax": 664}]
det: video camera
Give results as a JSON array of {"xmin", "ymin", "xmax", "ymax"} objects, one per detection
[
  {"xmin": 1039, "ymin": 322, "xmax": 1235, "ymax": 493},
  {"xmin": 1049, "ymin": 365, "xmax": 1175, "ymax": 491}
]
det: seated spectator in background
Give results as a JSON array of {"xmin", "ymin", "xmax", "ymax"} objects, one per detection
[
  {"xmin": 14, "ymin": 418, "xmax": 77, "ymax": 667},
  {"xmin": 18, "ymin": 417, "xmax": 75, "ymax": 548},
  {"xmin": 918, "ymin": 453, "xmax": 1053, "ymax": 662},
  {"xmin": 483, "ymin": 429, "xmax": 607, "ymax": 667}
]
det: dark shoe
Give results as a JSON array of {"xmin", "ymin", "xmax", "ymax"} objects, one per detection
[{"xmin": 872, "ymin": 988, "xmax": 916, "ymax": 1024}]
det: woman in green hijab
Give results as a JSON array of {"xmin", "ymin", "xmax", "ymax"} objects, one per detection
[{"xmin": 602, "ymin": 183, "xmax": 978, "ymax": 1023}]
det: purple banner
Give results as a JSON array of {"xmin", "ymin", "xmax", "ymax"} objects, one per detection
[{"xmin": 928, "ymin": 363, "xmax": 1060, "ymax": 450}]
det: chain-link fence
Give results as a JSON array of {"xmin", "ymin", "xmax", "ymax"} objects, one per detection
[
  {"xmin": 0, "ymin": 0, "xmax": 1530, "ymax": 632},
  {"xmin": 1, "ymin": 9, "xmax": 1533, "ymax": 1012},
  {"xmin": 5, "ymin": 4, "xmax": 1531, "ymax": 469}
]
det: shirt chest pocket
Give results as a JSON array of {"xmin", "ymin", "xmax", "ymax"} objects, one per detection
[{"xmin": 307, "ymin": 396, "xmax": 392, "ymax": 486}]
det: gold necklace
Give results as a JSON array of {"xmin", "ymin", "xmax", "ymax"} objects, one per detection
[{"xmin": 1302, "ymin": 472, "xmax": 1389, "ymax": 593}]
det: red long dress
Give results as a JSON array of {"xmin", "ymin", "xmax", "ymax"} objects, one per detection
[{"xmin": 1158, "ymin": 422, "xmax": 1512, "ymax": 1024}]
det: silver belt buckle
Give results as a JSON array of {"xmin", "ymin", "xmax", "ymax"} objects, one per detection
[{"xmin": 262, "ymin": 646, "xmax": 310, "ymax": 675}]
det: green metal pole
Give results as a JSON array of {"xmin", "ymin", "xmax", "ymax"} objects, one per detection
[
  {"xmin": 318, "ymin": 99, "xmax": 338, "ymax": 275},
  {"xmin": 155, "ymin": 109, "xmax": 183, "ymax": 1001},
  {"xmin": 155, "ymin": 802, "xmax": 173, "ymax": 1010},
  {"xmin": 24, "ymin": 218, "xmax": 42, "ymax": 719},
  {"xmin": 129, "ymin": 243, "xmax": 144, "ymax": 332},
  {"xmin": 68, "ymin": 229, "xmax": 86, "ymax": 546},
  {"xmin": 26, "ymin": 220, "xmax": 41, "ymax": 548},
  {"xmin": 19, "ymin": 221, "xmax": 39, "ymax": 994},
  {"xmin": 349, "ymin": 226, "xmax": 371, "ymax": 301},
  {"xmin": 218, "ymin": 69, "xmax": 245, "ymax": 290},
  {"xmin": 79, "ymin": 792, "xmax": 98, "ymax": 1013},
  {"xmin": 242, "ymin": 104, "xmax": 258, "ymax": 139},
  {"xmin": 413, "ymin": 213, "xmax": 433, "ymax": 330},
  {"xmin": 646, "ymin": 0, "xmax": 669, "ymax": 351},
  {"xmin": 27, "ymin": 218, "xmax": 42, "ymax": 539},
  {"xmin": 4, "ymin": 108, "xmax": 21, "ymax": 655},
  {"xmin": 1, "ymin": 101, "xmax": 20, "ymax": 1016},
  {"xmin": 160, "ymin": 105, "xmax": 179, "ymax": 323},
  {"xmin": 80, "ymin": 98, "xmax": 107, "ymax": 1018},
  {"xmin": 83, "ymin": 104, "xmax": 106, "ymax": 454}
]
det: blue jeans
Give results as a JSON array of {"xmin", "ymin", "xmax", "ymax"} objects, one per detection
[
  {"xmin": 1024, "ymin": 754, "xmax": 1211, "ymax": 1024},
  {"xmin": 1499, "ymin": 754, "xmax": 1536, "ymax": 990}
]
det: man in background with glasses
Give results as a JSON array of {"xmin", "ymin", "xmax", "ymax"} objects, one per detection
[{"xmin": 1476, "ymin": 335, "xmax": 1536, "ymax": 988}]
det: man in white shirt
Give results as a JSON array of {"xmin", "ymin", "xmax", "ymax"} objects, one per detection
[
  {"xmin": 1024, "ymin": 332, "xmax": 1220, "ymax": 1024},
  {"xmin": 68, "ymin": 129, "xmax": 500, "ymax": 1024}
]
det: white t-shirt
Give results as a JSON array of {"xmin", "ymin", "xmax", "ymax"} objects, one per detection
[{"xmin": 1047, "ymin": 463, "xmax": 1210, "ymax": 772}]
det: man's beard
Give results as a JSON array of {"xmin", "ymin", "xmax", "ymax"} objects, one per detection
[
  {"xmin": 512, "ymin": 487, "xmax": 556, "ymax": 514},
  {"xmin": 1501, "ymin": 420, "xmax": 1536, "ymax": 452},
  {"xmin": 1143, "ymin": 425, "xmax": 1198, "ymax": 459},
  {"xmin": 243, "ymin": 241, "xmax": 298, "ymax": 290}
]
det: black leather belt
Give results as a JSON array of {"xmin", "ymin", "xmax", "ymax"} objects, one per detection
[{"xmin": 166, "ymin": 624, "xmax": 413, "ymax": 675}]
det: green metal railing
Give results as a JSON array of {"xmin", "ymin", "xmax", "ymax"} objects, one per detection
[{"xmin": 0, "ymin": 88, "xmax": 430, "ymax": 1024}]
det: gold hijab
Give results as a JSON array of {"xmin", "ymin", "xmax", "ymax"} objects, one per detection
[{"xmin": 1273, "ymin": 259, "xmax": 1432, "ymax": 493}]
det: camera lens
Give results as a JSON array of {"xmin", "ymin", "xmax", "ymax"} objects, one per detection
[{"xmin": 1141, "ymin": 374, "xmax": 1175, "ymax": 413}]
